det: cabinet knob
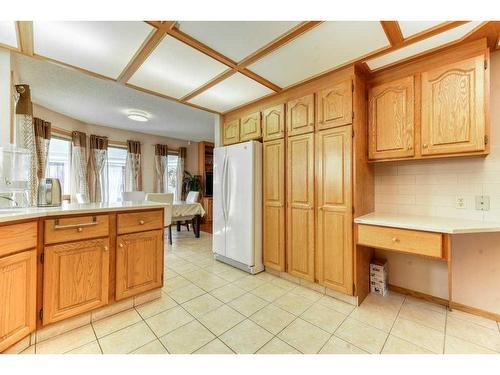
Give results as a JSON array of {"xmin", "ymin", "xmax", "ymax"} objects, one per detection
[
  {"xmin": 104, "ymin": 246, "xmax": 109, "ymax": 252},
  {"xmin": 423, "ymin": 144, "xmax": 428, "ymax": 149},
  {"xmin": 77, "ymin": 227, "xmax": 83, "ymax": 232},
  {"xmin": 119, "ymin": 243, "xmax": 124, "ymax": 248},
  {"xmin": 408, "ymin": 146, "xmax": 413, "ymax": 150},
  {"xmin": 139, "ymin": 220, "xmax": 145, "ymax": 225},
  {"xmin": 392, "ymin": 237, "xmax": 399, "ymax": 243}
]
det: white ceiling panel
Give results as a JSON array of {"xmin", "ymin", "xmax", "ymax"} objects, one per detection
[
  {"xmin": 248, "ymin": 21, "xmax": 389, "ymax": 87},
  {"xmin": 178, "ymin": 21, "xmax": 302, "ymax": 62},
  {"xmin": 188, "ymin": 72, "xmax": 273, "ymax": 113},
  {"xmin": 128, "ymin": 35, "xmax": 228, "ymax": 99},
  {"xmin": 33, "ymin": 21, "xmax": 153, "ymax": 78},
  {"xmin": 0, "ymin": 21, "xmax": 17, "ymax": 48},
  {"xmin": 366, "ymin": 21, "xmax": 483, "ymax": 70},
  {"xmin": 398, "ymin": 21, "xmax": 445, "ymax": 38}
]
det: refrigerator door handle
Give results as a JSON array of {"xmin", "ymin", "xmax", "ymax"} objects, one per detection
[
  {"xmin": 226, "ymin": 157, "xmax": 231, "ymax": 217},
  {"xmin": 221, "ymin": 153, "xmax": 228, "ymax": 222}
]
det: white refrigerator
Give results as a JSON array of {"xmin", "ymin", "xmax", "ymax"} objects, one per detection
[{"xmin": 213, "ymin": 140, "xmax": 263, "ymax": 274}]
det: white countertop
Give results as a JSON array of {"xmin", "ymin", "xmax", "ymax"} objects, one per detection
[
  {"xmin": 0, "ymin": 201, "xmax": 167, "ymax": 223},
  {"xmin": 354, "ymin": 212, "xmax": 500, "ymax": 234}
]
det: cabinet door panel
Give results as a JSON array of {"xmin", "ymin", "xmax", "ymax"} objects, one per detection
[
  {"xmin": 317, "ymin": 80, "xmax": 352, "ymax": 130},
  {"xmin": 263, "ymin": 139, "xmax": 285, "ymax": 271},
  {"xmin": 223, "ymin": 119, "xmax": 240, "ymax": 145},
  {"xmin": 287, "ymin": 133, "xmax": 314, "ymax": 281},
  {"xmin": 263, "ymin": 104, "xmax": 285, "ymax": 141},
  {"xmin": 0, "ymin": 250, "xmax": 36, "ymax": 352},
  {"xmin": 287, "ymin": 94, "xmax": 314, "ymax": 136},
  {"xmin": 421, "ymin": 55, "xmax": 485, "ymax": 156},
  {"xmin": 240, "ymin": 112, "xmax": 261, "ymax": 141},
  {"xmin": 43, "ymin": 239, "xmax": 109, "ymax": 325},
  {"xmin": 369, "ymin": 76, "xmax": 415, "ymax": 160},
  {"xmin": 316, "ymin": 126, "xmax": 352, "ymax": 294},
  {"xmin": 116, "ymin": 230, "xmax": 163, "ymax": 300}
]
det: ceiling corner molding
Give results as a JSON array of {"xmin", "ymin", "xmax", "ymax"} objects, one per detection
[
  {"xmin": 17, "ymin": 21, "xmax": 34, "ymax": 56},
  {"xmin": 380, "ymin": 21, "xmax": 404, "ymax": 47}
]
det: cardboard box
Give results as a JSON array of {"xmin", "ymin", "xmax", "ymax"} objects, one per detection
[
  {"xmin": 370, "ymin": 281, "xmax": 388, "ymax": 296},
  {"xmin": 370, "ymin": 259, "xmax": 387, "ymax": 274},
  {"xmin": 370, "ymin": 271, "xmax": 387, "ymax": 283}
]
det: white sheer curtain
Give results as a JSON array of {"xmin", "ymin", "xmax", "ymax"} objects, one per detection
[
  {"xmin": 125, "ymin": 140, "xmax": 142, "ymax": 192},
  {"xmin": 70, "ymin": 131, "xmax": 89, "ymax": 203},
  {"xmin": 176, "ymin": 147, "xmax": 186, "ymax": 201}
]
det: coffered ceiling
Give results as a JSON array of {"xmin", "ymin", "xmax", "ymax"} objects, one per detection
[{"xmin": 1, "ymin": 20, "xmax": 498, "ymax": 115}]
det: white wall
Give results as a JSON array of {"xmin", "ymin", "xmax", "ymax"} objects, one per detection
[
  {"xmin": 0, "ymin": 49, "xmax": 10, "ymax": 146},
  {"xmin": 373, "ymin": 50, "xmax": 500, "ymax": 314}
]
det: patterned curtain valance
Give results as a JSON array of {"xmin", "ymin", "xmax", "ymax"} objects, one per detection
[
  {"xmin": 155, "ymin": 144, "xmax": 168, "ymax": 157},
  {"xmin": 127, "ymin": 140, "xmax": 141, "ymax": 154},
  {"xmin": 15, "ymin": 84, "xmax": 33, "ymax": 116},
  {"xmin": 89, "ymin": 134, "xmax": 108, "ymax": 150},
  {"xmin": 72, "ymin": 131, "xmax": 87, "ymax": 147},
  {"xmin": 33, "ymin": 118, "xmax": 51, "ymax": 140}
]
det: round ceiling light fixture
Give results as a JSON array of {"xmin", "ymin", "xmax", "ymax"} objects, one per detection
[{"xmin": 127, "ymin": 110, "xmax": 149, "ymax": 122}]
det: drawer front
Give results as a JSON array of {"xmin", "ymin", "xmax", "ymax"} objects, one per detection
[
  {"xmin": 44, "ymin": 215, "xmax": 109, "ymax": 245},
  {"xmin": 357, "ymin": 224, "xmax": 443, "ymax": 258},
  {"xmin": 117, "ymin": 210, "xmax": 163, "ymax": 235},
  {"xmin": 0, "ymin": 221, "xmax": 37, "ymax": 257}
]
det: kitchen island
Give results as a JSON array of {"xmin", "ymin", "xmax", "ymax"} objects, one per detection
[{"xmin": 0, "ymin": 201, "xmax": 167, "ymax": 353}]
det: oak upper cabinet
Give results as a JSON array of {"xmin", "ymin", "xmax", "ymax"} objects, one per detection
[
  {"xmin": 43, "ymin": 238, "xmax": 109, "ymax": 325},
  {"xmin": 263, "ymin": 139, "xmax": 285, "ymax": 271},
  {"xmin": 0, "ymin": 250, "xmax": 37, "ymax": 352},
  {"xmin": 287, "ymin": 94, "xmax": 314, "ymax": 136},
  {"xmin": 421, "ymin": 55, "xmax": 486, "ymax": 156},
  {"xmin": 262, "ymin": 104, "xmax": 285, "ymax": 141},
  {"xmin": 317, "ymin": 80, "xmax": 353, "ymax": 131},
  {"xmin": 223, "ymin": 119, "xmax": 240, "ymax": 145},
  {"xmin": 316, "ymin": 126, "xmax": 353, "ymax": 294},
  {"xmin": 368, "ymin": 76, "xmax": 415, "ymax": 160},
  {"xmin": 287, "ymin": 133, "xmax": 315, "ymax": 281},
  {"xmin": 116, "ymin": 230, "xmax": 163, "ymax": 301},
  {"xmin": 240, "ymin": 112, "xmax": 262, "ymax": 141}
]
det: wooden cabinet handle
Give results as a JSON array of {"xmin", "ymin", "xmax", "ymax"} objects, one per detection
[
  {"xmin": 423, "ymin": 144, "xmax": 428, "ymax": 149},
  {"xmin": 139, "ymin": 220, "xmax": 145, "ymax": 225},
  {"xmin": 77, "ymin": 227, "xmax": 83, "ymax": 232},
  {"xmin": 392, "ymin": 237, "xmax": 399, "ymax": 243},
  {"xmin": 119, "ymin": 243, "xmax": 124, "ymax": 248},
  {"xmin": 103, "ymin": 246, "xmax": 109, "ymax": 252}
]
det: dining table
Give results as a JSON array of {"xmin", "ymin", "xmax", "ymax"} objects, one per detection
[{"xmin": 172, "ymin": 200, "xmax": 206, "ymax": 238}]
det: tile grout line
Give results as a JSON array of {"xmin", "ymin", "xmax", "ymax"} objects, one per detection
[
  {"xmin": 378, "ymin": 295, "xmax": 406, "ymax": 354},
  {"xmin": 89, "ymin": 321, "xmax": 104, "ymax": 354}
]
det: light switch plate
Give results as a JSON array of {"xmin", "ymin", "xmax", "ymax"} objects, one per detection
[
  {"xmin": 456, "ymin": 196, "xmax": 466, "ymax": 209},
  {"xmin": 475, "ymin": 195, "xmax": 490, "ymax": 211}
]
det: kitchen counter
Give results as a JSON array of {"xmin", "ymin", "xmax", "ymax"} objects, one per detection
[
  {"xmin": 354, "ymin": 212, "xmax": 500, "ymax": 234},
  {"xmin": 0, "ymin": 201, "xmax": 167, "ymax": 223}
]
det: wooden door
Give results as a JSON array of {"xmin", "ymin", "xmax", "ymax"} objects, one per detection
[
  {"xmin": 263, "ymin": 104, "xmax": 285, "ymax": 141},
  {"xmin": 43, "ymin": 238, "xmax": 109, "ymax": 325},
  {"xmin": 0, "ymin": 250, "xmax": 36, "ymax": 352},
  {"xmin": 287, "ymin": 133, "xmax": 315, "ymax": 281},
  {"xmin": 421, "ymin": 55, "xmax": 486, "ymax": 156},
  {"xmin": 263, "ymin": 139, "xmax": 285, "ymax": 271},
  {"xmin": 317, "ymin": 80, "xmax": 353, "ymax": 130},
  {"xmin": 368, "ymin": 76, "xmax": 415, "ymax": 160},
  {"xmin": 316, "ymin": 126, "xmax": 353, "ymax": 294},
  {"xmin": 116, "ymin": 230, "xmax": 163, "ymax": 300},
  {"xmin": 223, "ymin": 119, "xmax": 240, "ymax": 145},
  {"xmin": 240, "ymin": 112, "xmax": 262, "ymax": 141},
  {"xmin": 287, "ymin": 94, "xmax": 314, "ymax": 136}
]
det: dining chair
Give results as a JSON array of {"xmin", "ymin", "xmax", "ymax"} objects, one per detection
[
  {"xmin": 121, "ymin": 191, "xmax": 146, "ymax": 201},
  {"xmin": 179, "ymin": 190, "xmax": 200, "ymax": 231},
  {"xmin": 146, "ymin": 193, "xmax": 174, "ymax": 245}
]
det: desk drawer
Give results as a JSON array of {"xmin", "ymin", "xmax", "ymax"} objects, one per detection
[
  {"xmin": 117, "ymin": 210, "xmax": 163, "ymax": 235},
  {"xmin": 45, "ymin": 215, "xmax": 109, "ymax": 245},
  {"xmin": 357, "ymin": 224, "xmax": 443, "ymax": 258},
  {"xmin": 0, "ymin": 221, "xmax": 37, "ymax": 257}
]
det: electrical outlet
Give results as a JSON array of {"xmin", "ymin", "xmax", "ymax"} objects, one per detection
[
  {"xmin": 475, "ymin": 195, "xmax": 490, "ymax": 211},
  {"xmin": 456, "ymin": 196, "xmax": 466, "ymax": 209}
]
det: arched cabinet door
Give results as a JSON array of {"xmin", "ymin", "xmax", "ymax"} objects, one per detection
[
  {"xmin": 368, "ymin": 76, "xmax": 415, "ymax": 160},
  {"xmin": 223, "ymin": 119, "xmax": 240, "ymax": 145},
  {"xmin": 240, "ymin": 112, "xmax": 262, "ymax": 141},
  {"xmin": 263, "ymin": 104, "xmax": 285, "ymax": 141},
  {"xmin": 287, "ymin": 94, "xmax": 314, "ymax": 136},
  {"xmin": 317, "ymin": 80, "xmax": 352, "ymax": 131},
  {"xmin": 421, "ymin": 55, "xmax": 486, "ymax": 156}
]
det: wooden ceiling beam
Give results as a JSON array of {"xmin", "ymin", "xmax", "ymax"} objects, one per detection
[
  {"xmin": 380, "ymin": 21, "xmax": 404, "ymax": 47},
  {"xmin": 17, "ymin": 21, "xmax": 34, "ymax": 56},
  {"xmin": 237, "ymin": 67, "xmax": 282, "ymax": 92},
  {"xmin": 462, "ymin": 21, "xmax": 499, "ymax": 50},
  {"xmin": 180, "ymin": 69, "xmax": 236, "ymax": 102}
]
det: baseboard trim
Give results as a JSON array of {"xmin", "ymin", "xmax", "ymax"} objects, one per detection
[{"xmin": 450, "ymin": 301, "xmax": 500, "ymax": 323}]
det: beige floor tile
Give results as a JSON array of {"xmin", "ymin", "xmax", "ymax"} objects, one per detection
[
  {"xmin": 403, "ymin": 296, "xmax": 446, "ymax": 314},
  {"xmin": 278, "ymin": 318, "xmax": 330, "ymax": 354},
  {"xmin": 168, "ymin": 262, "xmax": 200, "ymax": 275},
  {"xmin": 163, "ymin": 268, "xmax": 178, "ymax": 280},
  {"xmin": 270, "ymin": 277, "xmax": 298, "ymax": 291},
  {"xmin": 192, "ymin": 274, "xmax": 229, "ymax": 292},
  {"xmin": 444, "ymin": 335, "xmax": 497, "ymax": 354},
  {"xmin": 300, "ymin": 303, "xmax": 347, "ymax": 333},
  {"xmin": 182, "ymin": 269, "xmax": 214, "ymax": 282},
  {"xmin": 133, "ymin": 289, "xmax": 162, "ymax": 306},
  {"xmin": 65, "ymin": 341, "xmax": 102, "ymax": 354},
  {"xmin": 168, "ymin": 283, "xmax": 206, "ymax": 304},
  {"xmin": 291, "ymin": 286, "xmax": 323, "ymax": 302},
  {"xmin": 382, "ymin": 335, "xmax": 433, "ymax": 354},
  {"xmin": 145, "ymin": 306, "xmax": 194, "ymax": 337},
  {"xmin": 204, "ymin": 261, "xmax": 234, "ymax": 275},
  {"xmin": 398, "ymin": 303, "xmax": 446, "ymax": 332},
  {"xmin": 20, "ymin": 346, "xmax": 36, "ymax": 354},
  {"xmin": 364, "ymin": 292, "xmax": 404, "ymax": 310},
  {"xmin": 254, "ymin": 272, "xmax": 279, "ymax": 282},
  {"xmin": 210, "ymin": 284, "xmax": 247, "ymax": 303},
  {"xmin": 92, "ymin": 309, "xmax": 142, "ymax": 338},
  {"xmin": 131, "ymin": 340, "xmax": 168, "ymax": 354},
  {"xmin": 194, "ymin": 339, "xmax": 234, "ymax": 354},
  {"xmin": 229, "ymin": 293, "xmax": 268, "ymax": 317},
  {"xmin": 447, "ymin": 309, "xmax": 499, "ymax": 331},
  {"xmin": 317, "ymin": 295, "xmax": 355, "ymax": 315},
  {"xmin": 446, "ymin": 316, "xmax": 500, "ymax": 352},
  {"xmin": 99, "ymin": 321, "xmax": 156, "ymax": 354},
  {"xmin": 257, "ymin": 337, "xmax": 300, "ymax": 354},
  {"xmin": 273, "ymin": 292, "xmax": 315, "ymax": 315},
  {"xmin": 251, "ymin": 283, "xmax": 288, "ymax": 302},
  {"xmin": 350, "ymin": 301, "xmax": 399, "ymax": 332},
  {"xmin": 3, "ymin": 335, "xmax": 30, "ymax": 354},
  {"xmin": 250, "ymin": 304, "xmax": 296, "ymax": 335},
  {"xmin": 232, "ymin": 275, "xmax": 266, "ymax": 291},
  {"xmin": 181, "ymin": 294, "xmax": 223, "ymax": 317},
  {"xmin": 391, "ymin": 317, "xmax": 444, "ymax": 353},
  {"xmin": 160, "ymin": 320, "xmax": 215, "ymax": 354},
  {"xmin": 215, "ymin": 268, "xmax": 248, "ymax": 282},
  {"xmin": 135, "ymin": 293, "xmax": 178, "ymax": 319},
  {"xmin": 335, "ymin": 317, "xmax": 388, "ymax": 354},
  {"xmin": 319, "ymin": 337, "xmax": 368, "ymax": 354},
  {"xmin": 198, "ymin": 305, "xmax": 246, "ymax": 336},
  {"xmin": 36, "ymin": 325, "xmax": 96, "ymax": 354},
  {"xmin": 36, "ymin": 313, "xmax": 91, "ymax": 343},
  {"xmin": 220, "ymin": 319, "xmax": 273, "ymax": 354},
  {"xmin": 162, "ymin": 275, "xmax": 192, "ymax": 293}
]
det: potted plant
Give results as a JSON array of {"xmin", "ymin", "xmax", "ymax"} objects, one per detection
[{"xmin": 182, "ymin": 171, "xmax": 201, "ymax": 199}]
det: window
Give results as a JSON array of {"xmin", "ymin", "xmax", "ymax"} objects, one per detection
[
  {"xmin": 47, "ymin": 137, "xmax": 71, "ymax": 196},
  {"xmin": 107, "ymin": 146, "xmax": 127, "ymax": 202},
  {"xmin": 166, "ymin": 154, "xmax": 179, "ymax": 200}
]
